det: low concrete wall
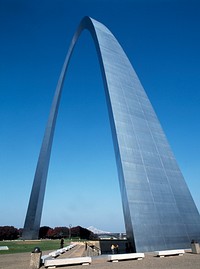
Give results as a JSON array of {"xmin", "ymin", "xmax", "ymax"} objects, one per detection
[{"xmin": 99, "ymin": 239, "xmax": 129, "ymax": 254}]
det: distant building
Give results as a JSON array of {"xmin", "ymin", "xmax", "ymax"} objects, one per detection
[{"xmin": 97, "ymin": 233, "xmax": 126, "ymax": 240}]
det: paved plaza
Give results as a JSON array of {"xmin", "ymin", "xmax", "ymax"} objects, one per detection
[{"xmin": 0, "ymin": 244, "xmax": 200, "ymax": 269}]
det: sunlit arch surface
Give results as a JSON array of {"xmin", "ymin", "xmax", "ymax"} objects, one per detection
[{"xmin": 23, "ymin": 17, "xmax": 200, "ymax": 252}]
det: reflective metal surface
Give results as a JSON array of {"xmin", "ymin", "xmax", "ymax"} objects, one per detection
[{"xmin": 23, "ymin": 17, "xmax": 200, "ymax": 252}]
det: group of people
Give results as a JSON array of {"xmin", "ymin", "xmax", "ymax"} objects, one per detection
[{"xmin": 111, "ymin": 244, "xmax": 119, "ymax": 254}]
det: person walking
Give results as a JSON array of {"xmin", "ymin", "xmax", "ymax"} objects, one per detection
[
  {"xmin": 111, "ymin": 244, "xmax": 115, "ymax": 254},
  {"xmin": 60, "ymin": 238, "xmax": 64, "ymax": 248}
]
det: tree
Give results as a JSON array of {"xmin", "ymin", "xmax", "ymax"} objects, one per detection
[
  {"xmin": 41, "ymin": 225, "xmax": 95, "ymax": 240},
  {"xmin": 0, "ymin": 226, "xmax": 19, "ymax": 240},
  {"xmin": 71, "ymin": 226, "xmax": 95, "ymax": 240},
  {"xmin": 47, "ymin": 227, "xmax": 69, "ymax": 239},
  {"xmin": 39, "ymin": 226, "xmax": 51, "ymax": 238}
]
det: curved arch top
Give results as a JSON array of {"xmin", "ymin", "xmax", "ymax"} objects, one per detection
[{"xmin": 22, "ymin": 17, "xmax": 200, "ymax": 252}]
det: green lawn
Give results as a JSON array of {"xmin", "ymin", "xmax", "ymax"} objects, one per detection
[{"xmin": 0, "ymin": 239, "xmax": 70, "ymax": 254}]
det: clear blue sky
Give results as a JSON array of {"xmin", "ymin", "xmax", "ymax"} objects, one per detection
[{"xmin": 0, "ymin": 0, "xmax": 199, "ymax": 233}]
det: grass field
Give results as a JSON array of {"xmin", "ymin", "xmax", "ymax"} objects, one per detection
[{"xmin": 0, "ymin": 239, "xmax": 71, "ymax": 254}]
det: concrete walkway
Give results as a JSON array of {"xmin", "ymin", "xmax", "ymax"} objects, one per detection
[{"xmin": 0, "ymin": 246, "xmax": 200, "ymax": 269}]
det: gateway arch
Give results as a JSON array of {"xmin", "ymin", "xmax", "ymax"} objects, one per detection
[{"xmin": 23, "ymin": 17, "xmax": 200, "ymax": 252}]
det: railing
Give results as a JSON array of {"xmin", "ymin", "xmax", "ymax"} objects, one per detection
[{"xmin": 85, "ymin": 242, "xmax": 101, "ymax": 256}]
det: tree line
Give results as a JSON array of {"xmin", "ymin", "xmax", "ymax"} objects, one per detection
[{"xmin": 0, "ymin": 225, "xmax": 96, "ymax": 241}]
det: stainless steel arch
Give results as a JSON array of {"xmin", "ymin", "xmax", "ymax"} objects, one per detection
[{"xmin": 23, "ymin": 16, "xmax": 200, "ymax": 252}]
